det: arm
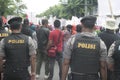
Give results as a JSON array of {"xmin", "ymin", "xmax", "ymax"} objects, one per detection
[
  {"xmin": 100, "ymin": 40, "xmax": 107, "ymax": 80},
  {"xmin": 62, "ymin": 58, "xmax": 70, "ymax": 80},
  {"xmin": 0, "ymin": 57, "xmax": 4, "ymax": 72},
  {"xmin": 62, "ymin": 36, "xmax": 75, "ymax": 80},
  {"xmin": 100, "ymin": 61, "xmax": 107, "ymax": 80},
  {"xmin": 107, "ymin": 42, "xmax": 115, "ymax": 71},
  {"xmin": 46, "ymin": 31, "xmax": 52, "ymax": 50},
  {"xmin": 32, "ymin": 32, "xmax": 38, "ymax": 49},
  {"xmin": 46, "ymin": 40, "xmax": 52, "ymax": 50},
  {"xmin": 30, "ymin": 54, "xmax": 36, "ymax": 75},
  {"xmin": 28, "ymin": 37, "xmax": 36, "ymax": 79},
  {"xmin": 0, "ymin": 39, "xmax": 5, "ymax": 72}
]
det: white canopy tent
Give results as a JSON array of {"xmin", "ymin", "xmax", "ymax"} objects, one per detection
[
  {"xmin": 98, "ymin": 0, "xmax": 120, "ymax": 16},
  {"xmin": 97, "ymin": 0, "xmax": 120, "ymax": 26}
]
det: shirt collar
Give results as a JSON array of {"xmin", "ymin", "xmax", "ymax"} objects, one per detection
[{"xmin": 80, "ymin": 32, "xmax": 96, "ymax": 37}]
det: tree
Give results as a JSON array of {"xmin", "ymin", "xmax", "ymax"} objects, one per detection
[
  {"xmin": 14, "ymin": 0, "xmax": 27, "ymax": 16},
  {"xmin": 0, "ymin": 0, "xmax": 14, "ymax": 16},
  {"xmin": 37, "ymin": 0, "xmax": 98, "ymax": 19},
  {"xmin": 0, "ymin": 0, "xmax": 27, "ymax": 17}
]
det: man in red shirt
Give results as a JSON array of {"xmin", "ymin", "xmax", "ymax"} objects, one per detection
[{"xmin": 47, "ymin": 20, "xmax": 63, "ymax": 80}]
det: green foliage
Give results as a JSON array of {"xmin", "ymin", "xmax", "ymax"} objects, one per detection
[
  {"xmin": 0, "ymin": 0, "xmax": 27, "ymax": 17},
  {"xmin": 14, "ymin": 0, "xmax": 27, "ymax": 16},
  {"xmin": 37, "ymin": 0, "xmax": 98, "ymax": 19}
]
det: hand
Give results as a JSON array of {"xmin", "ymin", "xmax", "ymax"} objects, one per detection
[{"xmin": 31, "ymin": 73, "xmax": 36, "ymax": 80}]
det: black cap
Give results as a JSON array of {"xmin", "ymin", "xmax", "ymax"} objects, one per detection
[
  {"xmin": 8, "ymin": 17, "xmax": 22, "ymax": 25},
  {"xmin": 81, "ymin": 16, "xmax": 97, "ymax": 24}
]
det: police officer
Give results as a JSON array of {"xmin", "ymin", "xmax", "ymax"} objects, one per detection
[
  {"xmin": 0, "ymin": 16, "xmax": 9, "ymax": 41},
  {"xmin": 107, "ymin": 40, "xmax": 120, "ymax": 80},
  {"xmin": 62, "ymin": 16, "xmax": 107, "ymax": 80},
  {"xmin": 0, "ymin": 16, "xmax": 9, "ymax": 80},
  {"xmin": 0, "ymin": 17, "xmax": 36, "ymax": 80}
]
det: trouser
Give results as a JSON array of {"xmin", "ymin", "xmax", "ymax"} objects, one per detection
[
  {"xmin": 114, "ymin": 75, "xmax": 120, "ymax": 80},
  {"xmin": 47, "ymin": 52, "xmax": 62, "ymax": 80},
  {"xmin": 3, "ymin": 69, "xmax": 30, "ymax": 80},
  {"xmin": 0, "ymin": 73, "xmax": 1, "ymax": 80},
  {"xmin": 36, "ymin": 49, "xmax": 49, "ymax": 75},
  {"xmin": 107, "ymin": 69, "xmax": 113, "ymax": 80},
  {"xmin": 69, "ymin": 73, "xmax": 99, "ymax": 80},
  {"xmin": 110, "ymin": 72, "xmax": 120, "ymax": 80}
]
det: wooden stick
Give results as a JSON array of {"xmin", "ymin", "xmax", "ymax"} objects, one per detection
[{"xmin": 108, "ymin": 0, "xmax": 114, "ymax": 18}]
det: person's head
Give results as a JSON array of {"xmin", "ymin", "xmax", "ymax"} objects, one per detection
[
  {"xmin": 66, "ymin": 24, "xmax": 72, "ymax": 32},
  {"xmin": 8, "ymin": 17, "xmax": 22, "ymax": 31},
  {"xmin": 100, "ymin": 27, "xmax": 105, "ymax": 32},
  {"xmin": 42, "ymin": 19, "xmax": 48, "ymax": 26},
  {"xmin": 23, "ymin": 18, "xmax": 29, "ymax": 25},
  {"xmin": 76, "ymin": 24, "xmax": 82, "ymax": 33},
  {"xmin": 81, "ymin": 15, "xmax": 97, "ymax": 31},
  {"xmin": 105, "ymin": 18, "xmax": 118, "ymax": 31},
  {"xmin": 54, "ymin": 19, "xmax": 61, "ymax": 28}
]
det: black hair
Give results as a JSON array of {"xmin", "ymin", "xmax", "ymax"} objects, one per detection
[
  {"xmin": 42, "ymin": 19, "xmax": 48, "ymax": 25},
  {"xmin": 66, "ymin": 24, "xmax": 72, "ymax": 32},
  {"xmin": 76, "ymin": 24, "xmax": 82, "ymax": 32},
  {"xmin": 82, "ymin": 21, "xmax": 95, "ymax": 29},
  {"xmin": 81, "ymin": 16, "xmax": 96, "ymax": 29},
  {"xmin": 10, "ymin": 21, "xmax": 21, "ymax": 30},
  {"xmin": 54, "ymin": 20, "xmax": 61, "ymax": 28}
]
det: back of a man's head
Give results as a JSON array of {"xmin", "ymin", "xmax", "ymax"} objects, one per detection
[
  {"xmin": 8, "ymin": 17, "xmax": 22, "ymax": 30},
  {"xmin": 10, "ymin": 21, "xmax": 21, "ymax": 30},
  {"xmin": 81, "ymin": 16, "xmax": 97, "ymax": 29},
  {"xmin": 54, "ymin": 20, "xmax": 61, "ymax": 28},
  {"xmin": 42, "ymin": 19, "xmax": 48, "ymax": 26},
  {"xmin": 76, "ymin": 24, "xmax": 82, "ymax": 32}
]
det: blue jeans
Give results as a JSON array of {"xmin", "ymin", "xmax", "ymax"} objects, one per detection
[{"xmin": 47, "ymin": 52, "xmax": 62, "ymax": 80}]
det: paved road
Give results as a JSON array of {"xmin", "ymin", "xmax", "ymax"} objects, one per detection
[{"xmin": 36, "ymin": 62, "xmax": 60, "ymax": 80}]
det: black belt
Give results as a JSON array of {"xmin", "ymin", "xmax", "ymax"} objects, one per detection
[
  {"xmin": 5, "ymin": 67, "xmax": 28, "ymax": 72},
  {"xmin": 72, "ymin": 72, "xmax": 98, "ymax": 76}
]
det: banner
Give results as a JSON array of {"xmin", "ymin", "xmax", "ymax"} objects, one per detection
[{"xmin": 98, "ymin": 0, "xmax": 120, "ymax": 16}]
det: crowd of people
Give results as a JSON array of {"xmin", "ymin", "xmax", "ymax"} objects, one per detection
[{"xmin": 0, "ymin": 15, "xmax": 120, "ymax": 80}]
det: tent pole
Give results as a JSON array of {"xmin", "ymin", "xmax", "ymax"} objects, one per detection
[{"xmin": 108, "ymin": 0, "xmax": 114, "ymax": 18}]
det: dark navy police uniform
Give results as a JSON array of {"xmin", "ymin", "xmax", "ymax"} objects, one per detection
[{"xmin": 0, "ymin": 17, "xmax": 36, "ymax": 80}]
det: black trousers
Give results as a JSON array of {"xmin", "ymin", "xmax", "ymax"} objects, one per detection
[
  {"xmin": 71, "ymin": 74, "xmax": 99, "ymax": 80},
  {"xmin": 47, "ymin": 52, "xmax": 62, "ymax": 80},
  {"xmin": 110, "ymin": 73, "xmax": 120, "ymax": 80},
  {"xmin": 3, "ymin": 69, "xmax": 30, "ymax": 80},
  {"xmin": 0, "ymin": 73, "xmax": 1, "ymax": 80}
]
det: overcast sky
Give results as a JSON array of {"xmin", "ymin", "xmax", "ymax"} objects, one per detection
[{"xmin": 23, "ymin": 0, "xmax": 60, "ymax": 14}]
